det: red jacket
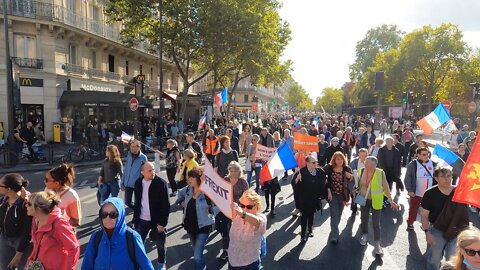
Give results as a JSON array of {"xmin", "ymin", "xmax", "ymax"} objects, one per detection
[{"xmin": 27, "ymin": 208, "xmax": 79, "ymax": 270}]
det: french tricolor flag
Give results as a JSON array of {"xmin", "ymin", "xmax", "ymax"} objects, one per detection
[
  {"xmin": 198, "ymin": 111, "xmax": 207, "ymax": 130},
  {"xmin": 259, "ymin": 143, "xmax": 298, "ymax": 185},
  {"xmin": 417, "ymin": 104, "xmax": 451, "ymax": 136},
  {"xmin": 121, "ymin": 131, "xmax": 133, "ymax": 144}
]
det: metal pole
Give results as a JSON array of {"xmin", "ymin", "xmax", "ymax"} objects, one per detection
[
  {"xmin": 158, "ymin": 0, "xmax": 164, "ymax": 122},
  {"xmin": 3, "ymin": 0, "xmax": 16, "ymax": 167}
]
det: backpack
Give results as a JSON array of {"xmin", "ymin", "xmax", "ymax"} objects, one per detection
[{"xmin": 93, "ymin": 227, "xmax": 137, "ymax": 269}]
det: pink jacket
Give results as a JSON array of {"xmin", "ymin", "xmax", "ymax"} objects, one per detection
[{"xmin": 27, "ymin": 208, "xmax": 79, "ymax": 270}]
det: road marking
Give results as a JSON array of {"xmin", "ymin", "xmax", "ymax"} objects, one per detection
[
  {"xmin": 80, "ymin": 192, "xmax": 97, "ymax": 202},
  {"xmin": 75, "ymin": 180, "xmax": 89, "ymax": 187}
]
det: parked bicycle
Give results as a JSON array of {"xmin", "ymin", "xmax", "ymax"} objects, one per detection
[{"xmin": 68, "ymin": 143, "xmax": 105, "ymax": 163}]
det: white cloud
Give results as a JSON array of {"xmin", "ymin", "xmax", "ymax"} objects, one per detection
[{"xmin": 279, "ymin": 0, "xmax": 480, "ymax": 101}]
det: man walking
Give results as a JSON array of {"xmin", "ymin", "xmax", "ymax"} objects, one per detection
[
  {"xmin": 121, "ymin": 139, "xmax": 148, "ymax": 209},
  {"xmin": 134, "ymin": 162, "xmax": 170, "ymax": 270}
]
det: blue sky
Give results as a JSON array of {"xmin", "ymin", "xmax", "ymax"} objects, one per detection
[{"xmin": 279, "ymin": 0, "xmax": 480, "ymax": 100}]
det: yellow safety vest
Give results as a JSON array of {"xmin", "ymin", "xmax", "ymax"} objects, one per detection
[{"xmin": 358, "ymin": 168, "xmax": 385, "ymax": 210}]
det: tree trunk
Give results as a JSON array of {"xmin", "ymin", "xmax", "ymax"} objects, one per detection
[
  {"xmin": 426, "ymin": 85, "xmax": 433, "ymax": 113},
  {"xmin": 179, "ymin": 81, "xmax": 190, "ymax": 122}
]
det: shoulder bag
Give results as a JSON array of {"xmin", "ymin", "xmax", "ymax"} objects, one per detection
[{"xmin": 354, "ymin": 169, "xmax": 372, "ymax": 207}]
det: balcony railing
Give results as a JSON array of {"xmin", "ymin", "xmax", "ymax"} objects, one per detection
[
  {"xmin": 87, "ymin": 67, "xmax": 104, "ymax": 78},
  {"xmin": 106, "ymin": 71, "xmax": 121, "ymax": 81},
  {"xmin": 11, "ymin": 57, "xmax": 43, "ymax": 69},
  {"xmin": 63, "ymin": 63, "xmax": 84, "ymax": 74},
  {"xmin": 1, "ymin": 0, "xmax": 155, "ymax": 56}
]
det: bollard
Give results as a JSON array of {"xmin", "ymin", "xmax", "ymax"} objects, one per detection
[{"xmin": 48, "ymin": 143, "xmax": 54, "ymax": 165}]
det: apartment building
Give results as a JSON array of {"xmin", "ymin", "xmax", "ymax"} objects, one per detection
[{"xmin": 0, "ymin": 0, "xmax": 180, "ymax": 141}]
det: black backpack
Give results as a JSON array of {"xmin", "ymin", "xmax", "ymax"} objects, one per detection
[{"xmin": 93, "ymin": 227, "xmax": 137, "ymax": 268}]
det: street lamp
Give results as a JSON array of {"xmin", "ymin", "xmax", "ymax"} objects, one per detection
[{"xmin": 3, "ymin": 0, "xmax": 16, "ymax": 166}]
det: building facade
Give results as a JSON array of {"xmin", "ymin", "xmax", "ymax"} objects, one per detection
[{"xmin": 0, "ymin": 0, "xmax": 180, "ymax": 141}]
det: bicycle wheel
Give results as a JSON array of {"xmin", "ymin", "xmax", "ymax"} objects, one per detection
[{"xmin": 69, "ymin": 148, "xmax": 85, "ymax": 163}]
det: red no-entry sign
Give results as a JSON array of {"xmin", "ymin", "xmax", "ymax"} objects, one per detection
[
  {"xmin": 442, "ymin": 100, "xmax": 452, "ymax": 110},
  {"xmin": 130, "ymin": 97, "xmax": 139, "ymax": 111}
]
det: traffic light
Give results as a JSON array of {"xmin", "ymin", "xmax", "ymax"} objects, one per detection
[{"xmin": 402, "ymin": 92, "xmax": 407, "ymax": 103}]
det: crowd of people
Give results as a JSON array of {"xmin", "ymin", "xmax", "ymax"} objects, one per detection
[{"xmin": 0, "ymin": 112, "xmax": 479, "ymax": 270}]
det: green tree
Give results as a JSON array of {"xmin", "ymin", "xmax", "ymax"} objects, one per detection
[
  {"xmin": 285, "ymin": 82, "xmax": 313, "ymax": 110},
  {"xmin": 315, "ymin": 88, "xmax": 344, "ymax": 113}
]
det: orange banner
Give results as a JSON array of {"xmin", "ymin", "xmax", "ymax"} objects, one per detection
[
  {"xmin": 293, "ymin": 132, "xmax": 319, "ymax": 152},
  {"xmin": 453, "ymin": 135, "xmax": 480, "ymax": 208}
]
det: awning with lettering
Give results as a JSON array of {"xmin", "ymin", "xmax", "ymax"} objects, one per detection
[{"xmin": 59, "ymin": 90, "xmax": 152, "ymax": 107}]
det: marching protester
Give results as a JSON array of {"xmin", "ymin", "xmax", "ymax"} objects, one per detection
[
  {"xmin": 354, "ymin": 127, "xmax": 365, "ymax": 156},
  {"xmin": 216, "ymin": 136, "xmax": 239, "ymax": 178},
  {"xmin": 262, "ymin": 131, "xmax": 282, "ymax": 217},
  {"xmin": 82, "ymin": 197, "xmax": 154, "ymax": 270},
  {"xmin": 0, "ymin": 173, "xmax": 32, "ymax": 270},
  {"xmin": 317, "ymin": 134, "xmax": 329, "ymax": 167},
  {"xmin": 323, "ymin": 151, "xmax": 354, "ymax": 244},
  {"xmin": 185, "ymin": 132, "xmax": 203, "ymax": 164},
  {"xmin": 293, "ymin": 155, "xmax": 327, "ymax": 242},
  {"xmin": 259, "ymin": 128, "xmax": 274, "ymax": 148},
  {"xmin": 377, "ymin": 136, "xmax": 403, "ymax": 197},
  {"xmin": 358, "ymin": 125, "xmax": 376, "ymax": 149},
  {"xmin": 357, "ymin": 156, "xmax": 399, "ymax": 255},
  {"xmin": 97, "ymin": 145, "xmax": 123, "ymax": 204},
  {"xmin": 163, "ymin": 139, "xmax": 182, "ymax": 197},
  {"xmin": 392, "ymin": 134, "xmax": 407, "ymax": 167},
  {"xmin": 228, "ymin": 189, "xmax": 267, "ymax": 270},
  {"xmin": 342, "ymin": 127, "xmax": 356, "ymax": 162},
  {"xmin": 368, "ymin": 138, "xmax": 384, "ymax": 157},
  {"xmin": 204, "ymin": 129, "xmax": 220, "ymax": 167},
  {"xmin": 217, "ymin": 161, "xmax": 250, "ymax": 261},
  {"xmin": 409, "ymin": 134, "xmax": 424, "ymax": 162},
  {"xmin": 178, "ymin": 149, "xmax": 200, "ymax": 190},
  {"xmin": 246, "ymin": 134, "xmax": 262, "ymax": 192},
  {"xmin": 176, "ymin": 167, "xmax": 216, "ymax": 270},
  {"xmin": 455, "ymin": 143, "xmax": 469, "ymax": 162},
  {"xmin": 324, "ymin": 137, "xmax": 345, "ymax": 165},
  {"xmin": 349, "ymin": 148, "xmax": 368, "ymax": 215},
  {"xmin": 121, "ymin": 139, "xmax": 148, "ymax": 209},
  {"xmin": 404, "ymin": 147, "xmax": 437, "ymax": 231},
  {"xmin": 133, "ymin": 162, "xmax": 170, "ymax": 270},
  {"xmin": 421, "ymin": 168, "xmax": 470, "ymax": 270},
  {"xmin": 226, "ymin": 128, "xmax": 241, "ymax": 155},
  {"xmin": 26, "ymin": 191, "xmax": 80, "ymax": 270},
  {"xmin": 292, "ymin": 145, "xmax": 309, "ymax": 217},
  {"xmin": 441, "ymin": 227, "xmax": 480, "ymax": 270},
  {"xmin": 239, "ymin": 124, "xmax": 253, "ymax": 155},
  {"xmin": 44, "ymin": 163, "xmax": 82, "ymax": 227}
]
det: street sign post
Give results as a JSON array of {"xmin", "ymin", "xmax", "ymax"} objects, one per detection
[
  {"xmin": 130, "ymin": 97, "xmax": 139, "ymax": 111},
  {"xmin": 442, "ymin": 100, "xmax": 452, "ymax": 111}
]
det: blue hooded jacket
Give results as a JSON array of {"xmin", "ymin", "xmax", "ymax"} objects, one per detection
[
  {"xmin": 81, "ymin": 197, "xmax": 154, "ymax": 270},
  {"xmin": 121, "ymin": 151, "xmax": 148, "ymax": 188}
]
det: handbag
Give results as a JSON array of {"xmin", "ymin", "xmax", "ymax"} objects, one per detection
[
  {"xmin": 26, "ymin": 231, "xmax": 46, "ymax": 270},
  {"xmin": 354, "ymin": 169, "xmax": 371, "ymax": 207}
]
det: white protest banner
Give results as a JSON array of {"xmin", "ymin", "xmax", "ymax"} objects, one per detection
[
  {"xmin": 255, "ymin": 144, "xmax": 277, "ymax": 165},
  {"xmin": 201, "ymin": 159, "xmax": 233, "ymax": 219}
]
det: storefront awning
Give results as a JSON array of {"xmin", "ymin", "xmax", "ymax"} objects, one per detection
[
  {"xmin": 162, "ymin": 92, "xmax": 177, "ymax": 102},
  {"xmin": 59, "ymin": 90, "xmax": 152, "ymax": 107}
]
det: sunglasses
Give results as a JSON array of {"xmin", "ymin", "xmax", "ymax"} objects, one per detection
[
  {"xmin": 239, "ymin": 202, "xmax": 256, "ymax": 210},
  {"xmin": 0, "ymin": 185, "xmax": 6, "ymax": 188},
  {"xmin": 464, "ymin": 248, "xmax": 480, "ymax": 257},
  {"xmin": 101, "ymin": 211, "xmax": 119, "ymax": 219}
]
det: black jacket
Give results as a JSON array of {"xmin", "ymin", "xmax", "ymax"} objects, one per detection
[
  {"xmin": 133, "ymin": 176, "xmax": 170, "ymax": 227},
  {"xmin": 0, "ymin": 197, "xmax": 32, "ymax": 253},
  {"xmin": 324, "ymin": 145, "xmax": 345, "ymax": 165},
  {"xmin": 292, "ymin": 167, "xmax": 327, "ymax": 213},
  {"xmin": 377, "ymin": 146, "xmax": 402, "ymax": 179}
]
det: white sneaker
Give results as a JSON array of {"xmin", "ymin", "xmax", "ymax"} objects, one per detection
[
  {"xmin": 292, "ymin": 209, "xmax": 300, "ymax": 216},
  {"xmin": 360, "ymin": 234, "xmax": 367, "ymax": 246},
  {"xmin": 374, "ymin": 242, "xmax": 383, "ymax": 255}
]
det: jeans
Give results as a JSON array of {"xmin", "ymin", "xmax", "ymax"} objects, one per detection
[
  {"xmin": 329, "ymin": 195, "xmax": 345, "ymax": 240},
  {"xmin": 407, "ymin": 196, "xmax": 422, "ymax": 225},
  {"xmin": 135, "ymin": 219, "xmax": 167, "ymax": 264},
  {"xmin": 300, "ymin": 211, "xmax": 314, "ymax": 236},
  {"xmin": 247, "ymin": 167, "xmax": 262, "ymax": 191},
  {"xmin": 188, "ymin": 232, "xmax": 210, "ymax": 270},
  {"xmin": 100, "ymin": 180, "xmax": 120, "ymax": 204},
  {"xmin": 124, "ymin": 187, "xmax": 135, "ymax": 209},
  {"xmin": 426, "ymin": 227, "xmax": 457, "ymax": 270},
  {"xmin": 228, "ymin": 260, "xmax": 260, "ymax": 270},
  {"xmin": 360, "ymin": 200, "xmax": 381, "ymax": 241},
  {"xmin": 0, "ymin": 234, "xmax": 32, "ymax": 270}
]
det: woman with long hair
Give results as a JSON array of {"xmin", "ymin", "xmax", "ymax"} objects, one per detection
[
  {"xmin": 262, "ymin": 131, "xmax": 282, "ymax": 217},
  {"xmin": 442, "ymin": 227, "xmax": 480, "ymax": 270},
  {"xmin": 178, "ymin": 149, "xmax": 200, "ymax": 190},
  {"xmin": 97, "ymin": 145, "xmax": 123, "ymax": 204},
  {"xmin": 246, "ymin": 134, "xmax": 262, "ymax": 192},
  {"xmin": 44, "ymin": 163, "xmax": 82, "ymax": 227},
  {"xmin": 26, "ymin": 191, "xmax": 79, "ymax": 270},
  {"xmin": 323, "ymin": 151, "xmax": 353, "ymax": 244},
  {"xmin": 0, "ymin": 173, "xmax": 32, "ymax": 270},
  {"xmin": 176, "ymin": 167, "xmax": 215, "ymax": 270}
]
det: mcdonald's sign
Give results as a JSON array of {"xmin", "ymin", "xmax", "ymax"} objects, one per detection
[
  {"xmin": 136, "ymin": 74, "xmax": 145, "ymax": 81},
  {"xmin": 20, "ymin": 78, "xmax": 43, "ymax": 87}
]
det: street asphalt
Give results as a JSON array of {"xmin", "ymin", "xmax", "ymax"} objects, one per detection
[{"xmin": 1, "ymin": 130, "xmax": 478, "ymax": 270}]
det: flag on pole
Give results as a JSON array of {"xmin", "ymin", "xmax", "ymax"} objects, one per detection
[
  {"xmin": 221, "ymin": 87, "xmax": 228, "ymax": 104},
  {"xmin": 198, "ymin": 111, "xmax": 207, "ymax": 130},
  {"xmin": 417, "ymin": 104, "xmax": 451, "ymax": 136},
  {"xmin": 121, "ymin": 131, "xmax": 133, "ymax": 144},
  {"xmin": 259, "ymin": 143, "xmax": 298, "ymax": 185},
  {"xmin": 453, "ymin": 135, "xmax": 480, "ymax": 208},
  {"xmin": 312, "ymin": 116, "xmax": 319, "ymax": 129},
  {"xmin": 215, "ymin": 87, "xmax": 228, "ymax": 109},
  {"xmin": 432, "ymin": 144, "xmax": 465, "ymax": 177}
]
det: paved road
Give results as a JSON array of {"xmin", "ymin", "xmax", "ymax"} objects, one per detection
[{"xmin": 1, "ymin": 130, "xmax": 478, "ymax": 270}]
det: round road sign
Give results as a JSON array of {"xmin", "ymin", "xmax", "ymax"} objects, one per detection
[
  {"xmin": 130, "ymin": 97, "xmax": 139, "ymax": 111},
  {"xmin": 442, "ymin": 100, "xmax": 452, "ymax": 110}
]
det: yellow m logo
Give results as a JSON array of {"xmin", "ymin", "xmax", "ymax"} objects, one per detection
[{"xmin": 22, "ymin": 78, "xmax": 32, "ymax": 86}]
